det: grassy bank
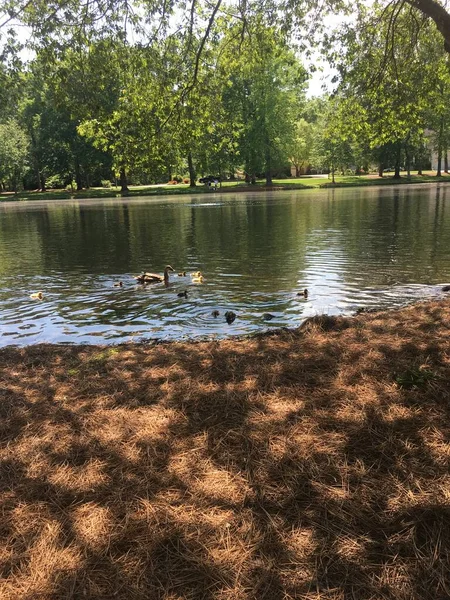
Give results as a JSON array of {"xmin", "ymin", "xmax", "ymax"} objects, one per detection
[
  {"xmin": 2, "ymin": 172, "xmax": 450, "ymax": 202},
  {"xmin": 1, "ymin": 300, "xmax": 450, "ymax": 599}
]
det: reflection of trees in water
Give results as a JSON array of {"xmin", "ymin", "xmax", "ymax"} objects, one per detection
[{"xmin": 1, "ymin": 188, "xmax": 450, "ymax": 288}]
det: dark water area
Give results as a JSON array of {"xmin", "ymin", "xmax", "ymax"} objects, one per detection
[{"xmin": 1, "ymin": 184, "xmax": 449, "ymax": 346}]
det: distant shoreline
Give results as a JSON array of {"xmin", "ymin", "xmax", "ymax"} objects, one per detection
[{"xmin": 2, "ymin": 173, "xmax": 450, "ymax": 203}]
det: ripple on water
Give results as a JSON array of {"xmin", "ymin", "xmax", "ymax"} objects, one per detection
[{"xmin": 1, "ymin": 188, "xmax": 450, "ymax": 345}]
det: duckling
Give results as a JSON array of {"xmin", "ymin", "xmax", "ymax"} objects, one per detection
[
  {"xmin": 30, "ymin": 292, "xmax": 44, "ymax": 300},
  {"xmin": 297, "ymin": 288, "xmax": 308, "ymax": 298},
  {"xmin": 178, "ymin": 271, "xmax": 187, "ymax": 277},
  {"xmin": 211, "ymin": 310, "xmax": 220, "ymax": 318},
  {"xmin": 190, "ymin": 271, "xmax": 202, "ymax": 278},
  {"xmin": 135, "ymin": 265, "xmax": 174, "ymax": 284},
  {"xmin": 225, "ymin": 311, "xmax": 236, "ymax": 324},
  {"xmin": 177, "ymin": 290, "xmax": 188, "ymax": 298},
  {"xmin": 442, "ymin": 285, "xmax": 450, "ymax": 292},
  {"xmin": 263, "ymin": 313, "xmax": 275, "ymax": 320},
  {"xmin": 114, "ymin": 281, "xmax": 123, "ymax": 287},
  {"xmin": 191, "ymin": 275, "xmax": 204, "ymax": 283}
]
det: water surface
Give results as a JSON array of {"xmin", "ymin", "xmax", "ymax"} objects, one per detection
[{"xmin": 1, "ymin": 185, "xmax": 449, "ymax": 345}]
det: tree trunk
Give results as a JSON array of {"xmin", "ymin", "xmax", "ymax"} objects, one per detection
[
  {"xmin": 406, "ymin": 146, "xmax": 411, "ymax": 177},
  {"xmin": 120, "ymin": 167, "xmax": 129, "ymax": 194},
  {"xmin": 187, "ymin": 152, "xmax": 196, "ymax": 187},
  {"xmin": 394, "ymin": 144, "xmax": 401, "ymax": 179},
  {"xmin": 408, "ymin": 0, "xmax": 450, "ymax": 54},
  {"xmin": 75, "ymin": 161, "xmax": 83, "ymax": 191},
  {"xmin": 437, "ymin": 117, "xmax": 444, "ymax": 176},
  {"xmin": 265, "ymin": 142, "xmax": 272, "ymax": 186},
  {"xmin": 39, "ymin": 172, "xmax": 46, "ymax": 192},
  {"xmin": 417, "ymin": 154, "xmax": 423, "ymax": 175},
  {"xmin": 378, "ymin": 163, "xmax": 384, "ymax": 177},
  {"xmin": 445, "ymin": 150, "xmax": 449, "ymax": 173}
]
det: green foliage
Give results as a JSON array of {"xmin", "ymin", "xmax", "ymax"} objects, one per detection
[
  {"xmin": 3, "ymin": 0, "xmax": 450, "ymax": 190},
  {"xmin": 0, "ymin": 119, "xmax": 29, "ymax": 191},
  {"xmin": 395, "ymin": 367, "xmax": 436, "ymax": 390}
]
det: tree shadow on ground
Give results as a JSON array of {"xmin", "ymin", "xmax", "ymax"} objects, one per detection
[{"xmin": 0, "ymin": 300, "xmax": 449, "ymax": 599}]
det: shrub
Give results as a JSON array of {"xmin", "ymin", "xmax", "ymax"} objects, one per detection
[
  {"xmin": 101, "ymin": 179, "xmax": 112, "ymax": 188},
  {"xmin": 46, "ymin": 174, "xmax": 65, "ymax": 189}
]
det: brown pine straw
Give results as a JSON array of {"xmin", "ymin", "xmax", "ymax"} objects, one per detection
[{"xmin": 1, "ymin": 299, "xmax": 450, "ymax": 600}]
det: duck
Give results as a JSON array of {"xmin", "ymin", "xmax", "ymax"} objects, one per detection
[
  {"xmin": 30, "ymin": 291, "xmax": 44, "ymax": 300},
  {"xmin": 442, "ymin": 285, "xmax": 450, "ymax": 292},
  {"xmin": 177, "ymin": 290, "xmax": 188, "ymax": 298},
  {"xmin": 114, "ymin": 281, "xmax": 123, "ymax": 287},
  {"xmin": 225, "ymin": 311, "xmax": 236, "ymax": 324},
  {"xmin": 297, "ymin": 288, "xmax": 308, "ymax": 298},
  {"xmin": 135, "ymin": 265, "xmax": 174, "ymax": 285},
  {"xmin": 191, "ymin": 274, "xmax": 204, "ymax": 283},
  {"xmin": 211, "ymin": 310, "xmax": 220, "ymax": 318},
  {"xmin": 190, "ymin": 271, "xmax": 202, "ymax": 278},
  {"xmin": 178, "ymin": 271, "xmax": 187, "ymax": 277},
  {"xmin": 263, "ymin": 313, "xmax": 275, "ymax": 320}
]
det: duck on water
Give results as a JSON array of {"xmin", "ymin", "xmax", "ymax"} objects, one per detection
[{"xmin": 135, "ymin": 266, "xmax": 174, "ymax": 285}]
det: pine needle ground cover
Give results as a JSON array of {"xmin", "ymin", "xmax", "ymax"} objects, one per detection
[{"xmin": 1, "ymin": 300, "xmax": 449, "ymax": 599}]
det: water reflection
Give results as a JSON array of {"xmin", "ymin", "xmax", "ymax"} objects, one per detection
[{"xmin": 0, "ymin": 185, "xmax": 449, "ymax": 345}]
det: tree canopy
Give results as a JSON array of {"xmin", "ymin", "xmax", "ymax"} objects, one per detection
[{"xmin": 1, "ymin": 0, "xmax": 450, "ymax": 191}]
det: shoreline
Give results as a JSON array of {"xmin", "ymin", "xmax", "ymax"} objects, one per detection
[
  {"xmin": 2, "ymin": 292, "xmax": 448, "ymax": 351},
  {"xmin": 1, "ymin": 298, "xmax": 449, "ymax": 598},
  {"xmin": 2, "ymin": 174, "xmax": 450, "ymax": 203}
]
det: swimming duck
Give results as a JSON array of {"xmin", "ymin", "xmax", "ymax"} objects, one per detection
[
  {"xmin": 30, "ymin": 291, "xmax": 44, "ymax": 300},
  {"xmin": 178, "ymin": 271, "xmax": 187, "ymax": 277},
  {"xmin": 443, "ymin": 285, "xmax": 450, "ymax": 292},
  {"xmin": 211, "ymin": 310, "xmax": 220, "ymax": 318},
  {"xmin": 225, "ymin": 311, "xmax": 236, "ymax": 324},
  {"xmin": 191, "ymin": 275, "xmax": 204, "ymax": 283},
  {"xmin": 114, "ymin": 281, "xmax": 123, "ymax": 287},
  {"xmin": 263, "ymin": 313, "xmax": 275, "ymax": 320},
  {"xmin": 297, "ymin": 289, "xmax": 308, "ymax": 298},
  {"xmin": 177, "ymin": 290, "xmax": 188, "ymax": 298},
  {"xmin": 190, "ymin": 271, "xmax": 202, "ymax": 278},
  {"xmin": 135, "ymin": 265, "xmax": 174, "ymax": 284}
]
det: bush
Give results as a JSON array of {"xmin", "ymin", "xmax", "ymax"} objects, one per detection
[
  {"xmin": 101, "ymin": 179, "xmax": 112, "ymax": 188},
  {"xmin": 46, "ymin": 174, "xmax": 66, "ymax": 189}
]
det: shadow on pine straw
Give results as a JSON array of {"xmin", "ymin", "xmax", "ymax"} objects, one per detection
[{"xmin": 0, "ymin": 299, "xmax": 449, "ymax": 599}]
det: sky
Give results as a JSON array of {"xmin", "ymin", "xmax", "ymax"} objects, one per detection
[{"xmin": 306, "ymin": 60, "xmax": 338, "ymax": 97}]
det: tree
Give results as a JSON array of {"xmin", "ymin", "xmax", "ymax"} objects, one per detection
[
  {"xmin": 326, "ymin": 4, "xmax": 447, "ymax": 179},
  {"xmin": 289, "ymin": 118, "xmax": 315, "ymax": 175},
  {"xmin": 217, "ymin": 17, "xmax": 307, "ymax": 185},
  {"xmin": 0, "ymin": 119, "xmax": 29, "ymax": 191}
]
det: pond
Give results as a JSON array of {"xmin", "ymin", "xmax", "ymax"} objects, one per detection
[{"xmin": 1, "ymin": 184, "xmax": 449, "ymax": 346}]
